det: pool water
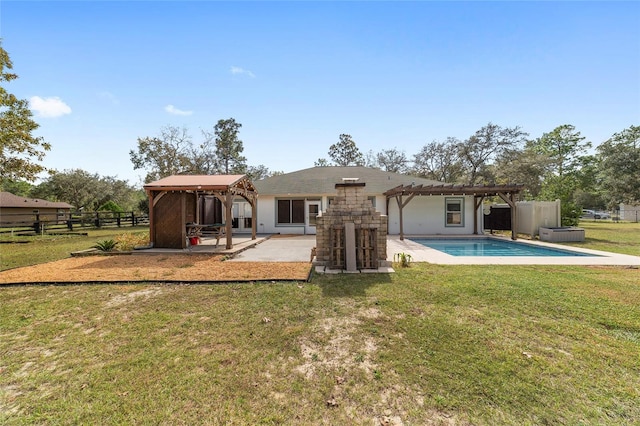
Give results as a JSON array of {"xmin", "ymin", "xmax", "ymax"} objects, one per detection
[{"xmin": 410, "ymin": 238, "xmax": 596, "ymax": 257}]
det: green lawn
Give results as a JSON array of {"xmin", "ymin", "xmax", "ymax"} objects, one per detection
[
  {"xmin": 1, "ymin": 223, "xmax": 639, "ymax": 424},
  {"xmin": 565, "ymin": 220, "xmax": 640, "ymax": 256},
  {"xmin": 0, "ymin": 227, "xmax": 150, "ymax": 271}
]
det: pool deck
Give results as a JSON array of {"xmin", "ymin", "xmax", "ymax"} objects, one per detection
[
  {"xmin": 133, "ymin": 234, "xmax": 640, "ymax": 267},
  {"xmin": 388, "ymin": 235, "xmax": 640, "ymax": 266}
]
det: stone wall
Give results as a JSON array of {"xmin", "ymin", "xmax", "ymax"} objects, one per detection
[{"xmin": 315, "ymin": 182, "xmax": 388, "ymax": 269}]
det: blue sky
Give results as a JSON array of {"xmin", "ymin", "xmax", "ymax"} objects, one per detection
[{"xmin": 2, "ymin": 1, "xmax": 639, "ymax": 187}]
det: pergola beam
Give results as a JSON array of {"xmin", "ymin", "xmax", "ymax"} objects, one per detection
[{"xmin": 384, "ymin": 183, "xmax": 524, "ymax": 239}]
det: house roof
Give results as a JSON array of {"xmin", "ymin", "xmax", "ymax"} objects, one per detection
[
  {"xmin": 144, "ymin": 175, "xmax": 252, "ymax": 192},
  {"xmin": 0, "ymin": 192, "xmax": 74, "ymax": 209},
  {"xmin": 253, "ymin": 166, "xmax": 442, "ymax": 195}
]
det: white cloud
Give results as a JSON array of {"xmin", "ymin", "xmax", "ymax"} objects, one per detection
[
  {"xmin": 230, "ymin": 66, "xmax": 256, "ymax": 78},
  {"xmin": 29, "ymin": 96, "xmax": 72, "ymax": 118},
  {"xmin": 98, "ymin": 91, "xmax": 119, "ymax": 105},
  {"xmin": 164, "ymin": 104, "xmax": 193, "ymax": 116}
]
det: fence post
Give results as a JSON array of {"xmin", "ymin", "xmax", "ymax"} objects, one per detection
[
  {"xmin": 117, "ymin": 212, "xmax": 121, "ymax": 227},
  {"xmin": 94, "ymin": 212, "xmax": 101, "ymax": 228},
  {"xmin": 33, "ymin": 213, "xmax": 42, "ymax": 233},
  {"xmin": 131, "ymin": 211, "xmax": 135, "ymax": 226}
]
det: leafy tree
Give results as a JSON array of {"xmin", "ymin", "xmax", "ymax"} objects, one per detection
[
  {"xmin": 98, "ymin": 200, "xmax": 124, "ymax": 212},
  {"xmin": 532, "ymin": 124, "xmax": 591, "ymax": 178},
  {"xmin": 376, "ymin": 148, "xmax": 408, "ymax": 173},
  {"xmin": 531, "ymin": 125, "xmax": 591, "ymax": 225},
  {"xmin": 314, "ymin": 158, "xmax": 330, "ymax": 167},
  {"xmin": 458, "ymin": 123, "xmax": 528, "ymax": 185},
  {"xmin": 491, "ymin": 142, "xmax": 551, "ymax": 198},
  {"xmin": 412, "ymin": 138, "xmax": 465, "ymax": 183},
  {"xmin": 328, "ymin": 134, "xmax": 364, "ymax": 166},
  {"xmin": 0, "ymin": 43, "xmax": 51, "ymax": 184},
  {"xmin": 32, "ymin": 169, "xmax": 137, "ymax": 211},
  {"xmin": 212, "ymin": 118, "xmax": 246, "ymax": 174},
  {"xmin": 245, "ymin": 164, "xmax": 276, "ymax": 181},
  {"xmin": 129, "ymin": 125, "xmax": 193, "ymax": 183},
  {"xmin": 0, "ymin": 178, "xmax": 33, "ymax": 196},
  {"xmin": 597, "ymin": 125, "xmax": 640, "ymax": 206}
]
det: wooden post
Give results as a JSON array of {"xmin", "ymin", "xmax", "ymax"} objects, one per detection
[
  {"xmin": 181, "ymin": 193, "xmax": 187, "ymax": 249},
  {"xmin": 474, "ymin": 196, "xmax": 485, "ymax": 235},
  {"xmin": 148, "ymin": 191, "xmax": 155, "ymax": 246},
  {"xmin": 251, "ymin": 198, "xmax": 257, "ymax": 240},
  {"xmin": 225, "ymin": 191, "xmax": 233, "ymax": 249},
  {"xmin": 511, "ymin": 193, "xmax": 517, "ymax": 240}
]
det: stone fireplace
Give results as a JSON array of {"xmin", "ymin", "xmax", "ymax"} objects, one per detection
[{"xmin": 315, "ymin": 180, "xmax": 388, "ymax": 271}]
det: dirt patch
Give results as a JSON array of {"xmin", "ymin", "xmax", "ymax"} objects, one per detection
[{"xmin": 0, "ymin": 255, "xmax": 311, "ymax": 284}]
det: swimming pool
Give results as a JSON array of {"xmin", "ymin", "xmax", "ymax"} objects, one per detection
[{"xmin": 410, "ymin": 238, "xmax": 597, "ymax": 257}]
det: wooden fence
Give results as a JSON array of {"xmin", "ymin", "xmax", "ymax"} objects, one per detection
[{"xmin": 0, "ymin": 211, "xmax": 149, "ymax": 234}]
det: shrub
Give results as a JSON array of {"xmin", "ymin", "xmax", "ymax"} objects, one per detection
[
  {"xmin": 393, "ymin": 252, "xmax": 412, "ymax": 268},
  {"xmin": 114, "ymin": 232, "xmax": 149, "ymax": 251},
  {"xmin": 93, "ymin": 239, "xmax": 118, "ymax": 252}
]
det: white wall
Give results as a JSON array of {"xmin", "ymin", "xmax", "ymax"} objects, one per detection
[
  {"xmin": 620, "ymin": 204, "xmax": 640, "ymax": 222},
  {"xmin": 387, "ymin": 195, "xmax": 476, "ymax": 235},
  {"xmin": 516, "ymin": 200, "xmax": 561, "ymax": 236},
  {"xmin": 258, "ymin": 194, "xmax": 478, "ymax": 235}
]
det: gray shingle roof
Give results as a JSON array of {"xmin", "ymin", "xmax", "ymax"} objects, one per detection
[
  {"xmin": 253, "ymin": 166, "xmax": 442, "ymax": 195},
  {"xmin": 0, "ymin": 192, "xmax": 74, "ymax": 209}
]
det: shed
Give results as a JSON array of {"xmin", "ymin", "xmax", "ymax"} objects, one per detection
[{"xmin": 144, "ymin": 175, "xmax": 258, "ymax": 249}]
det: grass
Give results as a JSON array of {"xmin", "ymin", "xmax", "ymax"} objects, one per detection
[
  {"xmin": 1, "ymin": 223, "xmax": 639, "ymax": 424},
  {"xmin": 1, "ymin": 266, "xmax": 639, "ymax": 424},
  {"xmin": 0, "ymin": 227, "xmax": 150, "ymax": 271},
  {"xmin": 565, "ymin": 220, "xmax": 640, "ymax": 256}
]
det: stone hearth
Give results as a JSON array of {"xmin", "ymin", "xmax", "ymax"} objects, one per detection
[{"xmin": 315, "ymin": 181, "xmax": 388, "ymax": 271}]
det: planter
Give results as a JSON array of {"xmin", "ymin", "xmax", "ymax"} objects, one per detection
[{"xmin": 539, "ymin": 227, "xmax": 585, "ymax": 242}]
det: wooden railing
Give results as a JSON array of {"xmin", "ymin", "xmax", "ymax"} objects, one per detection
[{"xmin": 0, "ymin": 211, "xmax": 149, "ymax": 234}]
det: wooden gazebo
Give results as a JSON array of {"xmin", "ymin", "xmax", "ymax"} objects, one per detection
[
  {"xmin": 384, "ymin": 183, "xmax": 524, "ymax": 240},
  {"xmin": 144, "ymin": 175, "xmax": 258, "ymax": 249}
]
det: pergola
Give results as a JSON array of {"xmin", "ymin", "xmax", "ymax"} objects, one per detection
[
  {"xmin": 384, "ymin": 183, "xmax": 525, "ymax": 240},
  {"xmin": 144, "ymin": 175, "xmax": 258, "ymax": 249}
]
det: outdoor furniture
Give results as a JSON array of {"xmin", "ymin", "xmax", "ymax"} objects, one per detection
[{"xmin": 186, "ymin": 223, "xmax": 226, "ymax": 247}]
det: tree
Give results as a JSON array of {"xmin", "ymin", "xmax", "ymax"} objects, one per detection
[
  {"xmin": 376, "ymin": 148, "xmax": 408, "ymax": 173},
  {"xmin": 531, "ymin": 124, "xmax": 592, "ymax": 225},
  {"xmin": 412, "ymin": 138, "xmax": 465, "ymax": 183},
  {"xmin": 491, "ymin": 142, "xmax": 551, "ymax": 199},
  {"xmin": 32, "ymin": 169, "xmax": 137, "ymax": 211},
  {"xmin": 130, "ymin": 125, "xmax": 192, "ymax": 183},
  {"xmin": 328, "ymin": 134, "xmax": 364, "ymax": 166},
  {"xmin": 597, "ymin": 125, "xmax": 640, "ymax": 206},
  {"xmin": 0, "ymin": 43, "xmax": 51, "ymax": 184},
  {"xmin": 458, "ymin": 123, "xmax": 528, "ymax": 185},
  {"xmin": 532, "ymin": 124, "xmax": 591, "ymax": 178},
  {"xmin": 0, "ymin": 178, "xmax": 33, "ymax": 196},
  {"xmin": 314, "ymin": 158, "xmax": 330, "ymax": 167},
  {"xmin": 212, "ymin": 118, "xmax": 246, "ymax": 174},
  {"xmin": 245, "ymin": 164, "xmax": 276, "ymax": 181}
]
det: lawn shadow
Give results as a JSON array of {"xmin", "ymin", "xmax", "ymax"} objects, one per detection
[{"xmin": 314, "ymin": 272, "xmax": 393, "ymax": 297}]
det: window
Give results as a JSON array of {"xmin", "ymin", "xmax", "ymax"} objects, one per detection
[
  {"xmin": 277, "ymin": 199, "xmax": 305, "ymax": 225},
  {"xmin": 445, "ymin": 198, "xmax": 464, "ymax": 226}
]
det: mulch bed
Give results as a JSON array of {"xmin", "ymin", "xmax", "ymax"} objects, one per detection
[{"xmin": 0, "ymin": 254, "xmax": 312, "ymax": 285}]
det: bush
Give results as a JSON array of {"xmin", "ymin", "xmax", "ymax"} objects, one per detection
[
  {"xmin": 93, "ymin": 239, "xmax": 118, "ymax": 252},
  {"xmin": 115, "ymin": 232, "xmax": 149, "ymax": 251}
]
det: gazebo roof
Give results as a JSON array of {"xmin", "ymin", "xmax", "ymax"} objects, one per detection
[{"xmin": 144, "ymin": 175, "xmax": 256, "ymax": 195}]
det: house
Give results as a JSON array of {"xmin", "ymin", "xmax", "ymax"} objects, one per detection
[
  {"xmin": 0, "ymin": 192, "xmax": 73, "ymax": 227},
  {"xmin": 252, "ymin": 166, "xmax": 524, "ymax": 238}
]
